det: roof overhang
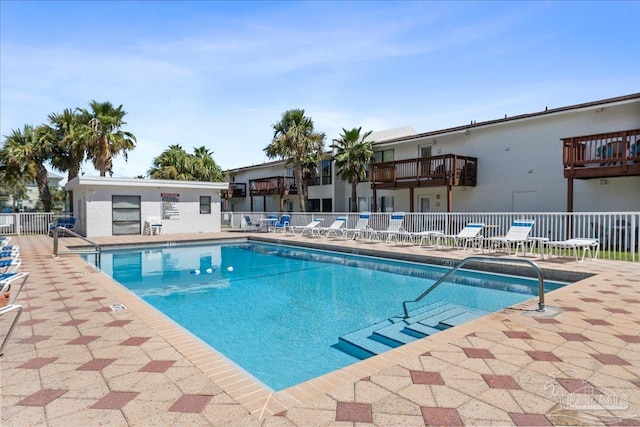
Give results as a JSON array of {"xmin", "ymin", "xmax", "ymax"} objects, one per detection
[{"xmin": 66, "ymin": 176, "xmax": 228, "ymax": 191}]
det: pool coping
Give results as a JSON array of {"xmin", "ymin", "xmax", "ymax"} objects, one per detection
[{"xmin": 64, "ymin": 233, "xmax": 603, "ymax": 419}]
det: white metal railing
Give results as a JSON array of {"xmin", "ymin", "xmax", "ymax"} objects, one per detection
[
  {"xmin": 0, "ymin": 212, "xmax": 57, "ymax": 236},
  {"xmin": 231, "ymin": 211, "xmax": 639, "ymax": 262}
]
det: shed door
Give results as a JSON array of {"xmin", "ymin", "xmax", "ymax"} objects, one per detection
[{"xmin": 112, "ymin": 195, "xmax": 141, "ymax": 235}]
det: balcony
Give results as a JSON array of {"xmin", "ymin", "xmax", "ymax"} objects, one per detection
[
  {"xmin": 249, "ymin": 176, "xmax": 297, "ymax": 197},
  {"xmin": 370, "ymin": 154, "xmax": 478, "ymax": 190},
  {"xmin": 563, "ymin": 129, "xmax": 640, "ymax": 179},
  {"xmin": 221, "ymin": 183, "xmax": 247, "ymax": 199}
]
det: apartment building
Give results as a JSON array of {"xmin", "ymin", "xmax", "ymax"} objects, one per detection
[{"xmin": 224, "ymin": 94, "xmax": 640, "ymax": 214}]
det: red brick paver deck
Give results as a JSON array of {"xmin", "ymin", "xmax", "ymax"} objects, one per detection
[{"xmin": 1, "ymin": 233, "xmax": 638, "ymax": 426}]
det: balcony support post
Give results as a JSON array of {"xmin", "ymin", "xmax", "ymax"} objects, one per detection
[{"xmin": 567, "ymin": 177, "xmax": 574, "ymax": 213}]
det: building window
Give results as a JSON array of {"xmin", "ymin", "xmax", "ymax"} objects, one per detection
[
  {"xmin": 321, "ymin": 160, "xmax": 332, "ymax": 185},
  {"xmin": 112, "ymin": 195, "xmax": 141, "ymax": 235},
  {"xmin": 377, "ymin": 196, "xmax": 394, "ymax": 212},
  {"xmin": 308, "ymin": 199, "xmax": 321, "ymax": 212},
  {"xmin": 322, "ymin": 198, "xmax": 332, "ymax": 212},
  {"xmin": 373, "ymin": 149, "xmax": 394, "ymax": 163},
  {"xmin": 200, "ymin": 196, "xmax": 211, "ymax": 214},
  {"xmin": 419, "ymin": 145, "xmax": 433, "ymax": 157}
]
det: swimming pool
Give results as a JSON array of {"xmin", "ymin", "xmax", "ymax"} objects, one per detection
[{"xmin": 91, "ymin": 241, "xmax": 565, "ymax": 391}]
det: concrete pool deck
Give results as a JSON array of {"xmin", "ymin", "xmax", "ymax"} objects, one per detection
[{"xmin": 1, "ymin": 232, "xmax": 638, "ymax": 426}]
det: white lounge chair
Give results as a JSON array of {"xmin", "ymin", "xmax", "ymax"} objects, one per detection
[
  {"xmin": 484, "ymin": 219, "xmax": 535, "ymax": 256},
  {"xmin": 441, "ymin": 222, "xmax": 485, "ymax": 250},
  {"xmin": 320, "ymin": 217, "xmax": 347, "ymax": 239},
  {"xmin": 542, "ymin": 238, "xmax": 599, "ymax": 263},
  {"xmin": 0, "ymin": 258, "xmax": 21, "ymax": 275},
  {"xmin": 1, "ymin": 271, "xmax": 28, "ymax": 306},
  {"xmin": 290, "ymin": 218, "xmax": 324, "ymax": 237},
  {"xmin": 343, "ymin": 212, "xmax": 372, "ymax": 240},
  {"xmin": 367, "ymin": 212, "xmax": 410, "ymax": 243}
]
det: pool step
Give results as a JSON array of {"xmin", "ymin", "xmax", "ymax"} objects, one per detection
[{"xmin": 336, "ymin": 302, "xmax": 487, "ymax": 359}]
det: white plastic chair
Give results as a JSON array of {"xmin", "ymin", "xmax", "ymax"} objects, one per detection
[
  {"xmin": 484, "ymin": 219, "xmax": 535, "ymax": 256},
  {"xmin": 290, "ymin": 219, "xmax": 324, "ymax": 237},
  {"xmin": 441, "ymin": 222, "xmax": 485, "ymax": 250},
  {"xmin": 343, "ymin": 212, "xmax": 372, "ymax": 240},
  {"xmin": 144, "ymin": 216, "xmax": 163, "ymax": 235},
  {"xmin": 321, "ymin": 217, "xmax": 347, "ymax": 239}
]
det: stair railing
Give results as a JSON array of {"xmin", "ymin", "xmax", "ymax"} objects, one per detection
[
  {"xmin": 402, "ymin": 256, "xmax": 546, "ymax": 318},
  {"xmin": 52, "ymin": 227, "xmax": 101, "ymax": 268}
]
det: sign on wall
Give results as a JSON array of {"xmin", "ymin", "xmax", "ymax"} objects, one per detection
[{"xmin": 161, "ymin": 193, "xmax": 180, "ymax": 220}]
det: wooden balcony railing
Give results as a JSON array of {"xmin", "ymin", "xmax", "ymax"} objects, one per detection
[
  {"xmin": 370, "ymin": 154, "xmax": 478, "ymax": 189},
  {"xmin": 221, "ymin": 183, "xmax": 247, "ymax": 199},
  {"xmin": 563, "ymin": 129, "xmax": 640, "ymax": 179},
  {"xmin": 249, "ymin": 176, "xmax": 297, "ymax": 196}
]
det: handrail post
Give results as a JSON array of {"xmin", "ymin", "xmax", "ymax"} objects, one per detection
[{"xmin": 53, "ymin": 228, "xmax": 59, "ymax": 256}]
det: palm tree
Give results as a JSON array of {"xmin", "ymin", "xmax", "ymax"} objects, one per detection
[
  {"xmin": 264, "ymin": 109, "xmax": 326, "ymax": 212},
  {"xmin": 79, "ymin": 100, "xmax": 137, "ymax": 176},
  {"xmin": 331, "ymin": 127, "xmax": 374, "ymax": 212},
  {"xmin": 148, "ymin": 145, "xmax": 191, "ymax": 180},
  {"xmin": 0, "ymin": 125, "xmax": 56, "ymax": 211},
  {"xmin": 45, "ymin": 108, "xmax": 86, "ymax": 213},
  {"xmin": 191, "ymin": 146, "xmax": 226, "ymax": 181},
  {"xmin": 47, "ymin": 109, "xmax": 86, "ymax": 183},
  {"xmin": 148, "ymin": 145, "xmax": 226, "ymax": 182}
]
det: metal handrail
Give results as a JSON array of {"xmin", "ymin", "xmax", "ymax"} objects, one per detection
[
  {"xmin": 52, "ymin": 227, "xmax": 101, "ymax": 268},
  {"xmin": 402, "ymin": 256, "xmax": 546, "ymax": 318}
]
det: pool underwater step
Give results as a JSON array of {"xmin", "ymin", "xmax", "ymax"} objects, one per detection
[{"xmin": 336, "ymin": 302, "xmax": 488, "ymax": 359}]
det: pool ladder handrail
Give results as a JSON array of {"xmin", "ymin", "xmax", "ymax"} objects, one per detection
[
  {"xmin": 402, "ymin": 256, "xmax": 546, "ymax": 318},
  {"xmin": 52, "ymin": 226, "xmax": 101, "ymax": 268}
]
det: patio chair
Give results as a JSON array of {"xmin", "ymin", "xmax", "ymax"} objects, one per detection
[
  {"xmin": 1, "ymin": 271, "xmax": 28, "ymax": 306},
  {"xmin": 272, "ymin": 214, "xmax": 291, "ymax": 233},
  {"xmin": 290, "ymin": 218, "xmax": 324, "ymax": 237},
  {"xmin": 0, "ymin": 258, "xmax": 21, "ymax": 275},
  {"xmin": 0, "ymin": 303, "xmax": 23, "ymax": 356},
  {"xmin": 343, "ymin": 212, "xmax": 372, "ymax": 240},
  {"xmin": 48, "ymin": 217, "xmax": 76, "ymax": 236},
  {"xmin": 320, "ymin": 217, "xmax": 347, "ymax": 239},
  {"xmin": 242, "ymin": 215, "xmax": 261, "ymax": 231},
  {"xmin": 542, "ymin": 238, "xmax": 599, "ymax": 263},
  {"xmin": 484, "ymin": 219, "xmax": 535, "ymax": 256},
  {"xmin": 0, "ymin": 248, "xmax": 19, "ymax": 259},
  {"xmin": 441, "ymin": 222, "xmax": 485, "ymax": 250},
  {"xmin": 143, "ymin": 216, "xmax": 163, "ymax": 235},
  {"xmin": 367, "ymin": 212, "xmax": 410, "ymax": 243},
  {"xmin": 0, "ymin": 271, "xmax": 28, "ymax": 357}
]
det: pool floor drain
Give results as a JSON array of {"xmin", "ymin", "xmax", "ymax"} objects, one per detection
[{"xmin": 110, "ymin": 303, "xmax": 127, "ymax": 311}]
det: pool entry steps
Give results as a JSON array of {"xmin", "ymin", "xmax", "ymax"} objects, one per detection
[
  {"xmin": 335, "ymin": 301, "xmax": 487, "ymax": 359},
  {"xmin": 336, "ymin": 255, "xmax": 548, "ymax": 360}
]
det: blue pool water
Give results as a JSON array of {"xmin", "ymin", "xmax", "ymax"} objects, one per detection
[{"xmin": 90, "ymin": 241, "xmax": 565, "ymax": 391}]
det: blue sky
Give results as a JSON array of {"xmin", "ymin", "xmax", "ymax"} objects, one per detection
[{"xmin": 1, "ymin": 1, "xmax": 639, "ymax": 181}]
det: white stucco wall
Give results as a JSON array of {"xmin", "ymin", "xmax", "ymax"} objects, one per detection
[
  {"xmin": 226, "ymin": 96, "xmax": 640, "ymax": 214},
  {"xmin": 66, "ymin": 177, "xmax": 227, "ymax": 237},
  {"xmin": 372, "ymin": 99, "xmax": 640, "ymax": 213}
]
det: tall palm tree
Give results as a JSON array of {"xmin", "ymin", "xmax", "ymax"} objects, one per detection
[
  {"xmin": 264, "ymin": 109, "xmax": 326, "ymax": 212},
  {"xmin": 45, "ymin": 108, "xmax": 86, "ymax": 213},
  {"xmin": 47, "ymin": 109, "xmax": 86, "ymax": 182},
  {"xmin": 79, "ymin": 100, "xmax": 137, "ymax": 176},
  {"xmin": 0, "ymin": 125, "xmax": 56, "ymax": 211},
  {"xmin": 191, "ymin": 146, "xmax": 225, "ymax": 181},
  {"xmin": 331, "ymin": 127, "xmax": 374, "ymax": 212}
]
